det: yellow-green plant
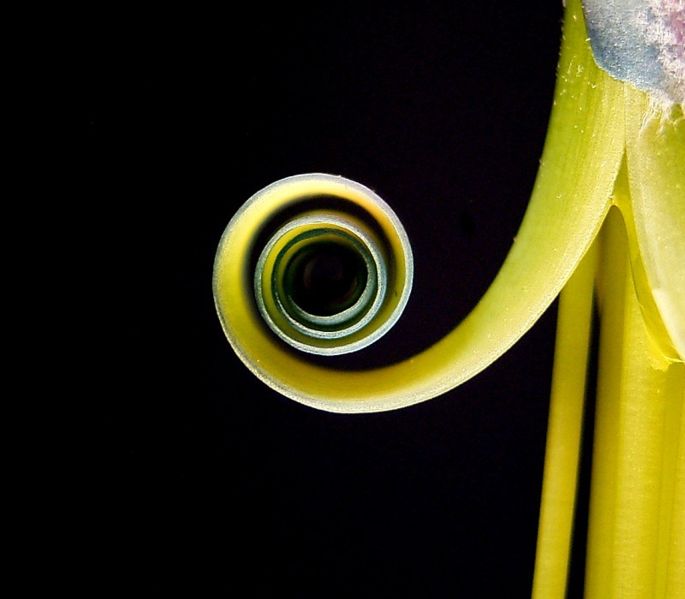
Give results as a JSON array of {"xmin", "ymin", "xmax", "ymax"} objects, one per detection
[{"xmin": 214, "ymin": 0, "xmax": 684, "ymax": 595}]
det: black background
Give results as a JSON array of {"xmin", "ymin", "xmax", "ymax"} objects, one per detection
[{"xmin": 91, "ymin": 1, "xmax": 581, "ymax": 596}]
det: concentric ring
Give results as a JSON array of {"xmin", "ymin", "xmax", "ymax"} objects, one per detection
[{"xmin": 213, "ymin": 173, "xmax": 413, "ymax": 357}]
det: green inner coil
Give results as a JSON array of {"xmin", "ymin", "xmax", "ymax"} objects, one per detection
[
  {"xmin": 254, "ymin": 209, "xmax": 398, "ymax": 355},
  {"xmin": 284, "ymin": 241, "xmax": 369, "ymax": 318}
]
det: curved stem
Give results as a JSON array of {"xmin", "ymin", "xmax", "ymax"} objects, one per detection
[{"xmin": 214, "ymin": 0, "xmax": 624, "ymax": 412}]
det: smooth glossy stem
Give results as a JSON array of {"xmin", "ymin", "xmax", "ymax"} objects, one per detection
[
  {"xmin": 666, "ymin": 383, "xmax": 685, "ymax": 598},
  {"xmin": 531, "ymin": 241, "xmax": 597, "ymax": 598},
  {"xmin": 584, "ymin": 209, "xmax": 626, "ymax": 599},
  {"xmin": 659, "ymin": 366, "xmax": 684, "ymax": 599},
  {"xmin": 585, "ymin": 210, "xmax": 685, "ymax": 598}
]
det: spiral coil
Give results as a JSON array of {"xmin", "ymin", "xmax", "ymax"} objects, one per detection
[{"xmin": 214, "ymin": 173, "xmax": 413, "ymax": 360}]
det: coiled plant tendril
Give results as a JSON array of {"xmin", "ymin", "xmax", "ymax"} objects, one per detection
[
  {"xmin": 214, "ymin": 0, "xmax": 682, "ymax": 419},
  {"xmin": 214, "ymin": 1, "xmax": 685, "ymax": 596},
  {"xmin": 217, "ymin": 173, "xmax": 413, "ymax": 357},
  {"xmin": 215, "ymin": 174, "xmax": 427, "ymax": 411}
]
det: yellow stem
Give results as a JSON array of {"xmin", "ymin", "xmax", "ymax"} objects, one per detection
[
  {"xmin": 584, "ymin": 209, "xmax": 625, "ymax": 598},
  {"xmin": 531, "ymin": 242, "xmax": 597, "ymax": 598},
  {"xmin": 666, "ymin": 390, "xmax": 685, "ymax": 598},
  {"xmin": 585, "ymin": 209, "xmax": 685, "ymax": 598}
]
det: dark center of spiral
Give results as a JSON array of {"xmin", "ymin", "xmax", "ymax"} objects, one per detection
[{"xmin": 286, "ymin": 242, "xmax": 368, "ymax": 317}]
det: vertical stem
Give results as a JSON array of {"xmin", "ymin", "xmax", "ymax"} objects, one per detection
[
  {"xmin": 659, "ymin": 366, "xmax": 685, "ymax": 599},
  {"xmin": 584, "ymin": 210, "xmax": 626, "ymax": 599},
  {"xmin": 585, "ymin": 209, "xmax": 685, "ymax": 598},
  {"xmin": 531, "ymin": 243, "xmax": 597, "ymax": 599},
  {"xmin": 665, "ymin": 381, "xmax": 685, "ymax": 598},
  {"xmin": 611, "ymin": 281, "xmax": 672, "ymax": 596}
]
